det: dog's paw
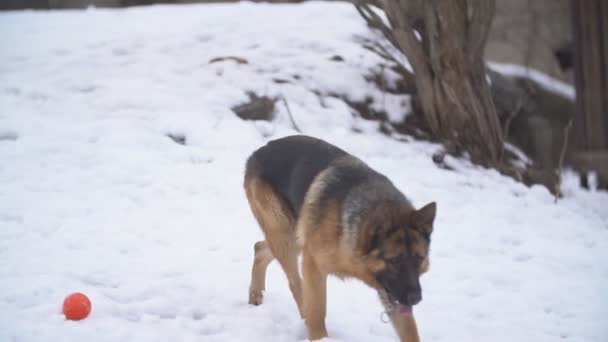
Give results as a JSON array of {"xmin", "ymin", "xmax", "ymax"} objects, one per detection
[{"xmin": 248, "ymin": 290, "xmax": 264, "ymax": 305}]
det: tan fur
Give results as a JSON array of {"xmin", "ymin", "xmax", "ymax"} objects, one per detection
[
  {"xmin": 389, "ymin": 310, "xmax": 421, "ymax": 342},
  {"xmin": 244, "ymin": 174, "xmax": 304, "ymax": 317},
  {"xmin": 248, "ymin": 240, "xmax": 273, "ymax": 305},
  {"xmin": 245, "ymin": 170, "xmax": 424, "ymax": 341}
]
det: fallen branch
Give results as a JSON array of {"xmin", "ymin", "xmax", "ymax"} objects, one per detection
[
  {"xmin": 209, "ymin": 56, "xmax": 248, "ymax": 65},
  {"xmin": 281, "ymin": 97, "xmax": 302, "ymax": 133}
]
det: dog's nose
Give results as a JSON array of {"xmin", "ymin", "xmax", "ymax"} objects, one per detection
[{"xmin": 406, "ymin": 292, "xmax": 422, "ymax": 305}]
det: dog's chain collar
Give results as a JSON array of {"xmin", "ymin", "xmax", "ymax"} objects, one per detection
[
  {"xmin": 380, "ymin": 311, "xmax": 391, "ymax": 323},
  {"xmin": 377, "ymin": 290, "xmax": 394, "ymax": 323}
]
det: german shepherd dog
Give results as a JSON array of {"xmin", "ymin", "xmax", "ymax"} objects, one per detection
[{"xmin": 244, "ymin": 135, "xmax": 436, "ymax": 341}]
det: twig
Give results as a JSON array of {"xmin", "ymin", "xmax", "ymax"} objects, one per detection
[
  {"xmin": 358, "ymin": 38, "xmax": 416, "ymax": 92},
  {"xmin": 209, "ymin": 56, "xmax": 248, "ymax": 64},
  {"xmin": 500, "ymin": 89, "xmax": 529, "ymax": 164},
  {"xmin": 355, "ymin": 2, "xmax": 399, "ymax": 49},
  {"xmin": 281, "ymin": 97, "xmax": 302, "ymax": 133},
  {"xmin": 363, "ymin": 40, "xmax": 404, "ymax": 71},
  {"xmin": 554, "ymin": 118, "xmax": 573, "ymax": 202},
  {"xmin": 380, "ymin": 65, "xmax": 386, "ymax": 113}
]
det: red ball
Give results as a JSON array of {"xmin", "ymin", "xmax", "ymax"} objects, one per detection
[{"xmin": 62, "ymin": 292, "xmax": 91, "ymax": 320}]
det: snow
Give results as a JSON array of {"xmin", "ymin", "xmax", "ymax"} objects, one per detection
[
  {"xmin": 1, "ymin": 2, "xmax": 607, "ymax": 342},
  {"xmin": 488, "ymin": 62, "xmax": 576, "ymax": 100}
]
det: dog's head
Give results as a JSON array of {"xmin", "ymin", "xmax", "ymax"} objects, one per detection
[{"xmin": 360, "ymin": 202, "xmax": 436, "ymax": 308}]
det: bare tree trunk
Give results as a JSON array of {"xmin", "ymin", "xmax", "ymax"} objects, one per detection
[{"xmin": 356, "ymin": 0, "xmax": 503, "ymax": 165}]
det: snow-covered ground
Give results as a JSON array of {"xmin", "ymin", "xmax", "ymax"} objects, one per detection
[{"xmin": 1, "ymin": 2, "xmax": 607, "ymax": 342}]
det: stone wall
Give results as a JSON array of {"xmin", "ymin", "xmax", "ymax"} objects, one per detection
[{"xmin": 486, "ymin": 0, "xmax": 572, "ymax": 83}]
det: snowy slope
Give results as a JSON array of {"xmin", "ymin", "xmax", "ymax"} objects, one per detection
[{"xmin": 1, "ymin": 2, "xmax": 607, "ymax": 342}]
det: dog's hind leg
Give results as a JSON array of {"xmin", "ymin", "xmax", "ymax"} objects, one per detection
[
  {"xmin": 266, "ymin": 232, "xmax": 304, "ymax": 318},
  {"xmin": 249, "ymin": 240, "xmax": 274, "ymax": 305},
  {"xmin": 244, "ymin": 176, "xmax": 302, "ymax": 315}
]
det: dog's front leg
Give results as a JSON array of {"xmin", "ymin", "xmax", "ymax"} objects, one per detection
[
  {"xmin": 390, "ymin": 310, "xmax": 420, "ymax": 342},
  {"xmin": 378, "ymin": 290, "xmax": 420, "ymax": 342},
  {"xmin": 302, "ymin": 250, "xmax": 328, "ymax": 340}
]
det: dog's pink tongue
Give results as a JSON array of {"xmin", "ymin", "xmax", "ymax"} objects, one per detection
[{"xmin": 396, "ymin": 303, "xmax": 412, "ymax": 314}]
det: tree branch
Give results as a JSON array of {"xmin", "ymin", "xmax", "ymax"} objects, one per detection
[
  {"xmin": 358, "ymin": 39, "xmax": 417, "ymax": 92},
  {"xmin": 380, "ymin": 0, "xmax": 430, "ymax": 80},
  {"xmin": 354, "ymin": 2, "xmax": 401, "ymax": 50}
]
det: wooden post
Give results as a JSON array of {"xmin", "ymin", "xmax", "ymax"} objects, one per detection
[
  {"xmin": 572, "ymin": 0, "xmax": 608, "ymax": 188},
  {"xmin": 572, "ymin": 0, "xmax": 608, "ymax": 151}
]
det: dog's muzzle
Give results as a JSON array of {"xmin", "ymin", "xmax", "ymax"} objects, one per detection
[{"xmin": 378, "ymin": 290, "xmax": 415, "ymax": 317}]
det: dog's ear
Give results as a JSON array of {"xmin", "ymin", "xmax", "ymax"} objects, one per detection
[{"xmin": 413, "ymin": 202, "xmax": 436, "ymax": 235}]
